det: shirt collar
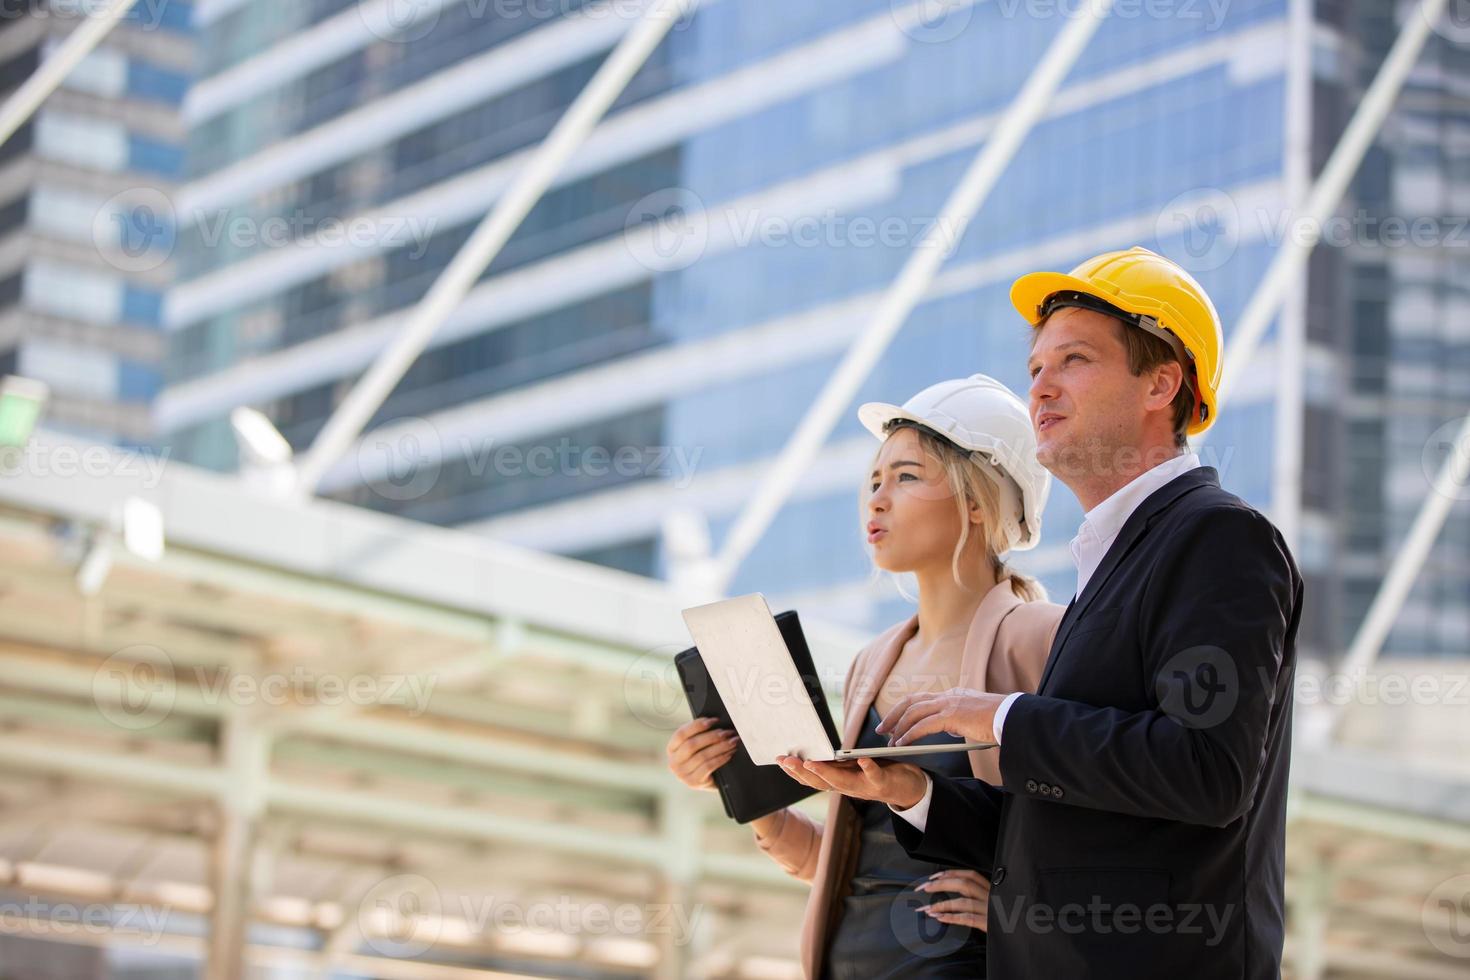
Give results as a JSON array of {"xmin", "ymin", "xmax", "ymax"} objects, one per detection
[{"xmin": 1077, "ymin": 452, "xmax": 1202, "ymax": 546}]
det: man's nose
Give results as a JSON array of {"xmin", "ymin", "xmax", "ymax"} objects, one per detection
[{"xmin": 1030, "ymin": 367, "xmax": 1057, "ymax": 403}]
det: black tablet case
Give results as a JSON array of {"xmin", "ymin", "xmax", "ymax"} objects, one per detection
[{"xmin": 674, "ymin": 609, "xmax": 843, "ymax": 824}]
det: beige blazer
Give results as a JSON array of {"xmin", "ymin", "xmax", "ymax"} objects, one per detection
[{"xmin": 754, "ymin": 579, "xmax": 1064, "ymax": 980}]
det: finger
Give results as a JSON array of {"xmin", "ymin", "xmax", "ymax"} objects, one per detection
[
  {"xmin": 778, "ymin": 759, "xmax": 833, "ymax": 791},
  {"xmin": 921, "ymin": 897, "xmax": 984, "ymax": 916},
  {"xmin": 894, "ymin": 713, "xmax": 955, "ymax": 746},
  {"xmin": 884, "ymin": 696, "xmax": 943, "ymax": 743},
  {"xmin": 853, "ymin": 756, "xmax": 903, "ymax": 795},
  {"xmin": 919, "ymin": 873, "xmax": 990, "ymax": 900},
  {"xmin": 801, "ymin": 761, "xmax": 867, "ymax": 793},
  {"xmin": 683, "ymin": 736, "xmax": 740, "ymax": 768},
  {"xmin": 794, "ymin": 761, "xmax": 847, "ymax": 793},
  {"xmin": 670, "ymin": 716, "xmax": 720, "ymax": 745},
  {"xmin": 875, "ymin": 692, "xmax": 932, "ymax": 734},
  {"xmin": 689, "ymin": 742, "xmax": 740, "ymax": 778},
  {"xmin": 926, "ymin": 912, "xmax": 986, "ymax": 930},
  {"xmin": 671, "ymin": 727, "xmax": 737, "ymax": 764},
  {"xmin": 888, "ymin": 700, "xmax": 946, "ymax": 746}
]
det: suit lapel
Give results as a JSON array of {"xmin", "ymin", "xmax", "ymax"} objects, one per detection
[
  {"xmin": 957, "ymin": 582, "xmax": 1023, "ymax": 694},
  {"xmin": 1036, "ymin": 467, "xmax": 1219, "ymax": 693},
  {"xmin": 841, "ymin": 615, "xmax": 917, "ymax": 747}
]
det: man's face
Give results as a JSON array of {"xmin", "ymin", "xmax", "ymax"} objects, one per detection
[{"xmin": 1026, "ymin": 307, "xmax": 1152, "ymax": 479}]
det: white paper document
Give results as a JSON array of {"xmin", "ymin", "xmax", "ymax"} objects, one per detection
[{"xmin": 681, "ymin": 593, "xmax": 994, "ymax": 766}]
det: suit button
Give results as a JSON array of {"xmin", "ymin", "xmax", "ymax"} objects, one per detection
[
  {"xmin": 992, "ymin": 866, "xmax": 1007, "ymax": 885},
  {"xmin": 1025, "ymin": 779, "xmax": 1037, "ymax": 793},
  {"xmin": 1038, "ymin": 782, "xmax": 1051, "ymax": 796},
  {"xmin": 1051, "ymin": 785, "xmax": 1064, "ymax": 799}
]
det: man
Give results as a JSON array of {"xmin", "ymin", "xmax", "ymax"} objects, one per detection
[{"xmin": 789, "ymin": 247, "xmax": 1301, "ymax": 977}]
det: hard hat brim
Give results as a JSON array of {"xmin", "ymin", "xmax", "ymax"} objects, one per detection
[
  {"xmin": 1010, "ymin": 271, "xmax": 1108, "ymax": 325},
  {"xmin": 858, "ymin": 401, "xmax": 926, "ymax": 443}
]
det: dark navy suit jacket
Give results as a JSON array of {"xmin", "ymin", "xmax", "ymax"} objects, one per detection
[{"xmin": 894, "ymin": 466, "xmax": 1301, "ymax": 979}]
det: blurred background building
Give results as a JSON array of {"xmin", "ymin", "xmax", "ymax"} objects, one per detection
[
  {"xmin": 0, "ymin": 0, "xmax": 192, "ymax": 447},
  {"xmin": 156, "ymin": 0, "xmax": 1469, "ymax": 667},
  {"xmin": 0, "ymin": 0, "xmax": 1466, "ymax": 977}
]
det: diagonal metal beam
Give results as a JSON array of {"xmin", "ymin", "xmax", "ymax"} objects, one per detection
[
  {"xmin": 1329, "ymin": 412, "xmax": 1470, "ymax": 731},
  {"xmin": 0, "ymin": 0, "xmax": 144, "ymax": 148},
  {"xmin": 709, "ymin": 0, "xmax": 1119, "ymax": 593},
  {"xmin": 1205, "ymin": 0, "xmax": 1450, "ymax": 418},
  {"xmin": 1177, "ymin": 0, "xmax": 1456, "ymax": 732},
  {"xmin": 290, "ymin": 0, "xmax": 700, "ymax": 499}
]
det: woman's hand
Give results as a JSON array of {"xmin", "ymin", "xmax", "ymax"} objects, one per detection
[
  {"xmin": 775, "ymin": 755, "xmax": 928, "ymax": 810},
  {"xmin": 665, "ymin": 716, "xmax": 740, "ymax": 791},
  {"xmin": 916, "ymin": 869, "xmax": 991, "ymax": 930}
]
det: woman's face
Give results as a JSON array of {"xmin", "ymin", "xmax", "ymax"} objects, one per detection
[{"xmin": 866, "ymin": 426, "xmax": 969, "ymax": 575}]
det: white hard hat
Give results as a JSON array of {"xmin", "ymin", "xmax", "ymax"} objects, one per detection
[{"xmin": 858, "ymin": 374, "xmax": 1050, "ymax": 552}]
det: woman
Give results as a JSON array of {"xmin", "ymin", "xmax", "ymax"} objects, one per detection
[{"xmin": 665, "ymin": 374, "xmax": 1066, "ymax": 978}]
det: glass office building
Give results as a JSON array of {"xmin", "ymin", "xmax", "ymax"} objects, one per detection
[
  {"xmin": 160, "ymin": 0, "xmax": 1468, "ymax": 662},
  {"xmin": 0, "ymin": 0, "xmax": 193, "ymax": 447}
]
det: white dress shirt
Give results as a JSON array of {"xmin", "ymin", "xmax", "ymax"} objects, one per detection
[{"xmin": 893, "ymin": 452, "xmax": 1203, "ymax": 830}]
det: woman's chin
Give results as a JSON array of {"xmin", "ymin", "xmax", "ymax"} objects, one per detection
[{"xmin": 871, "ymin": 554, "xmax": 912, "ymax": 574}]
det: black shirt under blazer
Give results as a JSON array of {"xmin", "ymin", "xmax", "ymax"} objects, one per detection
[{"xmin": 893, "ymin": 466, "xmax": 1302, "ymax": 979}]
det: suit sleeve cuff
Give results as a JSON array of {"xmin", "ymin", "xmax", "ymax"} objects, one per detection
[
  {"xmin": 889, "ymin": 773, "xmax": 933, "ymax": 831},
  {"xmin": 993, "ymin": 691, "xmax": 1024, "ymax": 745}
]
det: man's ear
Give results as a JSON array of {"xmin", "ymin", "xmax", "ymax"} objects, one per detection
[{"xmin": 1144, "ymin": 361, "xmax": 1185, "ymax": 413}]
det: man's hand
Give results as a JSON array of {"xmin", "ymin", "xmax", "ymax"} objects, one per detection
[
  {"xmin": 876, "ymin": 688, "xmax": 1006, "ymax": 747},
  {"xmin": 776, "ymin": 755, "xmax": 928, "ymax": 810}
]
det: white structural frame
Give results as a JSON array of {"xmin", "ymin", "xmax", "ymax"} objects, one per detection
[
  {"xmin": 1194, "ymin": 0, "xmax": 1457, "ymax": 711},
  {"xmin": 0, "ymin": 0, "xmax": 143, "ymax": 148},
  {"xmin": 709, "ymin": 0, "xmax": 1119, "ymax": 594},
  {"xmin": 289, "ymin": 0, "xmax": 700, "ymax": 500}
]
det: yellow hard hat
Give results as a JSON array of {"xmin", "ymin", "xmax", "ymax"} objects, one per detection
[{"xmin": 1010, "ymin": 246, "xmax": 1223, "ymax": 435}]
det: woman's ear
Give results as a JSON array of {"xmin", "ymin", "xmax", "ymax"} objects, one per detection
[{"xmin": 967, "ymin": 496, "xmax": 986, "ymax": 526}]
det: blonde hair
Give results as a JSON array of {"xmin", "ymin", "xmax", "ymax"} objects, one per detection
[{"xmin": 861, "ymin": 420, "xmax": 1047, "ymax": 603}]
